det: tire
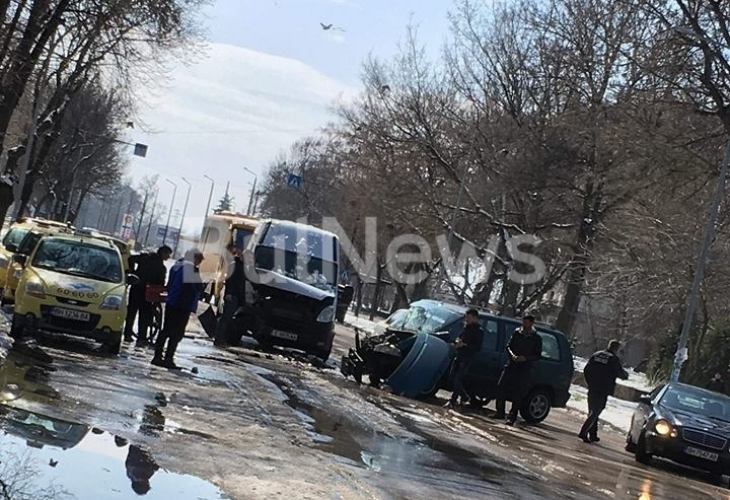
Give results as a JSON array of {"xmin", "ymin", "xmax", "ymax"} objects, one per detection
[
  {"xmin": 105, "ymin": 332, "xmax": 122, "ymax": 355},
  {"xmin": 634, "ymin": 432, "xmax": 652, "ymax": 464},
  {"xmin": 313, "ymin": 345, "xmax": 332, "ymax": 362},
  {"xmin": 10, "ymin": 314, "xmax": 24, "ymax": 339},
  {"xmin": 520, "ymin": 389, "xmax": 552, "ymax": 424},
  {"xmin": 625, "ymin": 431, "xmax": 637, "ymax": 453}
]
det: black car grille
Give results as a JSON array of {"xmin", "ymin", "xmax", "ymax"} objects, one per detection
[
  {"xmin": 682, "ymin": 429, "xmax": 728, "ymax": 451},
  {"xmin": 55, "ymin": 297, "xmax": 91, "ymax": 307}
]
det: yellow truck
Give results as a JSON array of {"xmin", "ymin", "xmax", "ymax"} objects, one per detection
[{"xmin": 199, "ymin": 211, "xmax": 258, "ymax": 306}]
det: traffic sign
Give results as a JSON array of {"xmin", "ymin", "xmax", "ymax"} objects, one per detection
[{"xmin": 286, "ymin": 173, "xmax": 302, "ymax": 189}]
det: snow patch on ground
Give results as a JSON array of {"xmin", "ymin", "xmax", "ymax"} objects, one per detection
[
  {"xmin": 567, "ymin": 384, "xmax": 636, "ymax": 431},
  {"xmin": 344, "ymin": 313, "xmax": 379, "ymax": 334}
]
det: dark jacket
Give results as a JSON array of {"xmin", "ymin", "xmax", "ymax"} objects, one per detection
[
  {"xmin": 707, "ymin": 378, "xmax": 726, "ymax": 393},
  {"xmin": 584, "ymin": 349, "xmax": 629, "ymax": 396},
  {"xmin": 224, "ymin": 256, "xmax": 246, "ymax": 299},
  {"xmin": 128, "ymin": 253, "xmax": 167, "ymax": 286},
  {"xmin": 166, "ymin": 259, "xmax": 203, "ymax": 313},
  {"xmin": 506, "ymin": 327, "xmax": 543, "ymax": 372},
  {"xmin": 457, "ymin": 323, "xmax": 484, "ymax": 357}
]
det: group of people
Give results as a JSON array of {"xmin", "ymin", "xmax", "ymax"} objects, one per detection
[
  {"xmin": 124, "ymin": 245, "xmax": 207, "ymax": 370},
  {"xmin": 447, "ymin": 308, "xmax": 630, "ymax": 441}
]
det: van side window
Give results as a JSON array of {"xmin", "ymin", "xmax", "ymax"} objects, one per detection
[
  {"xmin": 479, "ymin": 319, "xmax": 499, "ymax": 351},
  {"xmin": 537, "ymin": 330, "xmax": 560, "ymax": 361}
]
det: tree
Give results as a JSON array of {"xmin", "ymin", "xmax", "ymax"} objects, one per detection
[{"xmin": 215, "ymin": 191, "xmax": 234, "ymax": 213}]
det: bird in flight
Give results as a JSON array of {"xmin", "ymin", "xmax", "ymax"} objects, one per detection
[{"xmin": 320, "ymin": 22, "xmax": 346, "ymax": 32}]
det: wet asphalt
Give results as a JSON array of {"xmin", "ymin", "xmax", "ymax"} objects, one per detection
[{"xmin": 0, "ymin": 315, "xmax": 726, "ymax": 500}]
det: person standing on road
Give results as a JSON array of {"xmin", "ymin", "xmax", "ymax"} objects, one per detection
[
  {"xmin": 579, "ymin": 339, "xmax": 629, "ymax": 443},
  {"xmin": 494, "ymin": 314, "xmax": 543, "ymax": 426},
  {"xmin": 152, "ymin": 249, "xmax": 204, "ymax": 369},
  {"xmin": 707, "ymin": 372, "xmax": 726, "ymax": 393},
  {"xmin": 124, "ymin": 245, "xmax": 172, "ymax": 346},
  {"xmin": 214, "ymin": 243, "xmax": 246, "ymax": 347},
  {"xmin": 445, "ymin": 308, "xmax": 484, "ymax": 409}
]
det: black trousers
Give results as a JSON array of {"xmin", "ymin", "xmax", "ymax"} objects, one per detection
[
  {"xmin": 154, "ymin": 306, "xmax": 190, "ymax": 361},
  {"xmin": 579, "ymin": 391, "xmax": 609, "ymax": 439},
  {"xmin": 449, "ymin": 354, "xmax": 475, "ymax": 404},
  {"xmin": 496, "ymin": 367, "xmax": 530, "ymax": 420},
  {"xmin": 124, "ymin": 286, "xmax": 154, "ymax": 342}
]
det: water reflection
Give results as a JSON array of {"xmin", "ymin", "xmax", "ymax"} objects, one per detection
[
  {"xmin": 126, "ymin": 445, "xmax": 160, "ymax": 495},
  {"xmin": 0, "ymin": 404, "xmax": 223, "ymax": 499}
]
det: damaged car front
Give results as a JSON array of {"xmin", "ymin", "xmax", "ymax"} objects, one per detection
[{"xmin": 341, "ymin": 301, "xmax": 463, "ymax": 398}]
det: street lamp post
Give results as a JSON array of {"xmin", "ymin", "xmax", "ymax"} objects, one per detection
[
  {"xmin": 243, "ymin": 167, "xmax": 258, "ymax": 215},
  {"xmin": 670, "ymin": 140, "xmax": 730, "ymax": 382},
  {"xmin": 204, "ymin": 174, "xmax": 215, "ymax": 217},
  {"xmin": 174, "ymin": 177, "xmax": 191, "ymax": 256},
  {"xmin": 163, "ymin": 179, "xmax": 177, "ymax": 246}
]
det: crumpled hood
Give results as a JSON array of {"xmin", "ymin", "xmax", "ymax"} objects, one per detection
[
  {"xmin": 255, "ymin": 269, "xmax": 334, "ymax": 301},
  {"xmin": 660, "ymin": 405, "xmax": 730, "ymax": 435}
]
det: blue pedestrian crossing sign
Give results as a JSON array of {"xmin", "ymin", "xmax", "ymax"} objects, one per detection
[{"xmin": 286, "ymin": 173, "xmax": 302, "ymax": 189}]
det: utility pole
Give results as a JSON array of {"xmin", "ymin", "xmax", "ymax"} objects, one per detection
[
  {"xmin": 204, "ymin": 174, "xmax": 214, "ymax": 217},
  {"xmin": 670, "ymin": 140, "xmax": 730, "ymax": 382},
  {"xmin": 243, "ymin": 167, "xmax": 257, "ymax": 215},
  {"xmin": 163, "ymin": 179, "xmax": 177, "ymax": 246},
  {"xmin": 174, "ymin": 177, "xmax": 191, "ymax": 256},
  {"xmin": 144, "ymin": 186, "xmax": 159, "ymax": 247},
  {"xmin": 135, "ymin": 188, "xmax": 149, "ymax": 244}
]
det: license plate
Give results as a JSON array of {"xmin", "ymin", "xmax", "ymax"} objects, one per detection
[
  {"xmin": 270, "ymin": 330, "xmax": 297, "ymax": 341},
  {"xmin": 685, "ymin": 447, "xmax": 719, "ymax": 462},
  {"xmin": 51, "ymin": 307, "xmax": 90, "ymax": 322}
]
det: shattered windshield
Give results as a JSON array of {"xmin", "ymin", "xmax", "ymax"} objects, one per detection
[
  {"xmin": 399, "ymin": 303, "xmax": 461, "ymax": 334},
  {"xmin": 255, "ymin": 223, "xmax": 338, "ymax": 292},
  {"xmin": 32, "ymin": 239, "xmax": 123, "ymax": 284}
]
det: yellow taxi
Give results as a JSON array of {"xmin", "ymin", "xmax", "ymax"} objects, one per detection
[
  {"xmin": 11, "ymin": 233, "xmax": 134, "ymax": 354},
  {"xmin": 2, "ymin": 219, "xmax": 73, "ymax": 304}
]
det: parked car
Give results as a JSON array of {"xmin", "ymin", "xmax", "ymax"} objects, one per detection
[
  {"xmin": 11, "ymin": 232, "xmax": 138, "ymax": 354},
  {"xmin": 626, "ymin": 382, "xmax": 730, "ymax": 483},
  {"xmin": 341, "ymin": 299, "xmax": 574, "ymax": 423}
]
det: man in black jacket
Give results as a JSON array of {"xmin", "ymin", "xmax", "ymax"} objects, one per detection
[
  {"xmin": 494, "ymin": 314, "xmax": 543, "ymax": 425},
  {"xmin": 124, "ymin": 245, "xmax": 172, "ymax": 346},
  {"xmin": 214, "ymin": 243, "xmax": 246, "ymax": 347},
  {"xmin": 446, "ymin": 308, "xmax": 483, "ymax": 409},
  {"xmin": 579, "ymin": 339, "xmax": 629, "ymax": 443}
]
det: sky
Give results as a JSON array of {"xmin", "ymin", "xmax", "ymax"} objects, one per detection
[{"xmin": 126, "ymin": 0, "xmax": 453, "ymax": 235}]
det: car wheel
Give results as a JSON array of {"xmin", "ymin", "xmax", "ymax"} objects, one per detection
[
  {"xmin": 634, "ymin": 432, "xmax": 652, "ymax": 464},
  {"xmin": 625, "ymin": 431, "xmax": 637, "ymax": 453},
  {"xmin": 313, "ymin": 346, "xmax": 332, "ymax": 362},
  {"xmin": 520, "ymin": 389, "xmax": 552, "ymax": 424},
  {"xmin": 10, "ymin": 314, "xmax": 24, "ymax": 339}
]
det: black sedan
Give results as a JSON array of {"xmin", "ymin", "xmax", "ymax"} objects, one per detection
[{"xmin": 627, "ymin": 382, "xmax": 730, "ymax": 483}]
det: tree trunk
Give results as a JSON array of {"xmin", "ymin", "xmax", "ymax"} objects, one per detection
[{"xmin": 369, "ymin": 261, "xmax": 384, "ymax": 322}]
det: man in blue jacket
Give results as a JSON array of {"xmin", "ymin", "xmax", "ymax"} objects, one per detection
[{"xmin": 152, "ymin": 249, "xmax": 204, "ymax": 369}]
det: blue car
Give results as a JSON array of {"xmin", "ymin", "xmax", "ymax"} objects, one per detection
[{"xmin": 341, "ymin": 299, "xmax": 574, "ymax": 423}]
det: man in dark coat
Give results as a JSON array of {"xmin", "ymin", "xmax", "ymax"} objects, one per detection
[
  {"xmin": 445, "ymin": 308, "xmax": 484, "ymax": 409},
  {"xmin": 124, "ymin": 245, "xmax": 171, "ymax": 346},
  {"xmin": 707, "ymin": 372, "xmax": 726, "ymax": 393},
  {"xmin": 214, "ymin": 243, "xmax": 246, "ymax": 347},
  {"xmin": 152, "ymin": 249, "xmax": 204, "ymax": 369},
  {"xmin": 494, "ymin": 314, "xmax": 543, "ymax": 425},
  {"xmin": 579, "ymin": 339, "xmax": 629, "ymax": 443}
]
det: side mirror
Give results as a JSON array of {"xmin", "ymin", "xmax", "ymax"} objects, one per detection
[
  {"xmin": 13, "ymin": 254, "xmax": 26, "ymax": 266},
  {"xmin": 638, "ymin": 393, "xmax": 653, "ymax": 405},
  {"xmin": 126, "ymin": 273, "xmax": 141, "ymax": 286}
]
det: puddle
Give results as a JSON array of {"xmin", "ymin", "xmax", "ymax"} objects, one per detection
[{"xmin": 0, "ymin": 405, "xmax": 225, "ymax": 499}]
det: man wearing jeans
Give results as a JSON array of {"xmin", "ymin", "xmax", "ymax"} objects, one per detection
[
  {"xmin": 579, "ymin": 339, "xmax": 629, "ymax": 443},
  {"xmin": 214, "ymin": 243, "xmax": 246, "ymax": 347},
  {"xmin": 445, "ymin": 308, "xmax": 483, "ymax": 409}
]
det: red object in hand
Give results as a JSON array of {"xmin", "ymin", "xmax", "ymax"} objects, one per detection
[{"xmin": 145, "ymin": 284, "xmax": 167, "ymax": 303}]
